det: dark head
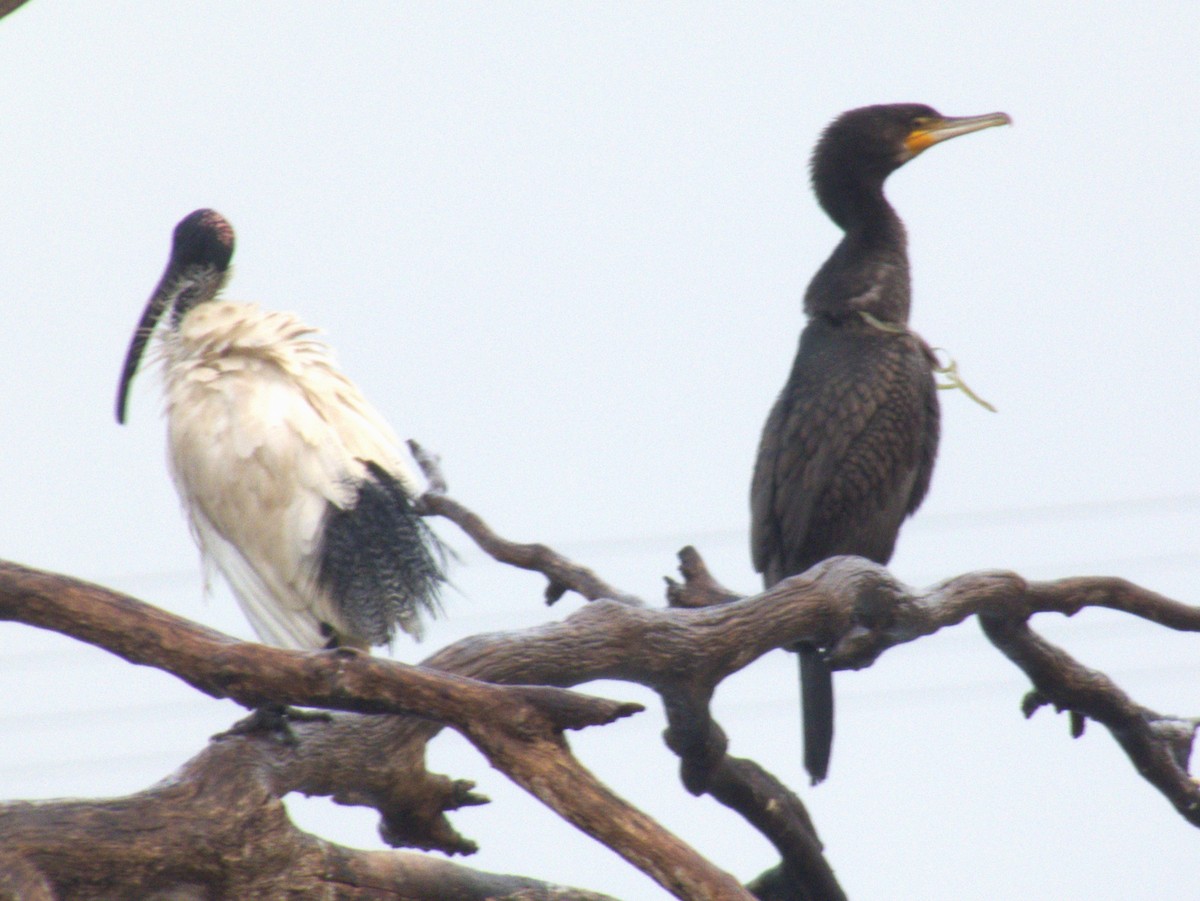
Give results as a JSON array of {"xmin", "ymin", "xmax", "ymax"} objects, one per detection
[
  {"xmin": 168, "ymin": 209, "xmax": 235, "ymax": 278},
  {"xmin": 115, "ymin": 209, "xmax": 236, "ymax": 424},
  {"xmin": 811, "ymin": 104, "xmax": 1011, "ymax": 231}
]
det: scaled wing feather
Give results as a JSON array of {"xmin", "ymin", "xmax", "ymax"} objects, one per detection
[{"xmin": 162, "ymin": 301, "xmax": 423, "ymax": 649}]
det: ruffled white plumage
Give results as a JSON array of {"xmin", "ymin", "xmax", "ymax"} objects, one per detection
[{"xmin": 158, "ymin": 299, "xmax": 421, "ymax": 650}]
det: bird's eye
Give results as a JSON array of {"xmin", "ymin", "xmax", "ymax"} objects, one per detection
[{"xmin": 911, "ymin": 116, "xmax": 932, "ymax": 129}]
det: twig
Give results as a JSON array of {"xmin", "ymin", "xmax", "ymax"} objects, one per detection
[
  {"xmin": 410, "ymin": 439, "xmax": 644, "ymax": 606},
  {"xmin": 980, "ymin": 613, "xmax": 1200, "ymax": 824}
]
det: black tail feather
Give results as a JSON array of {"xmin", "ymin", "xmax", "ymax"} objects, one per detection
[
  {"xmin": 317, "ymin": 461, "xmax": 447, "ymax": 647},
  {"xmin": 798, "ymin": 644, "xmax": 834, "ymax": 786}
]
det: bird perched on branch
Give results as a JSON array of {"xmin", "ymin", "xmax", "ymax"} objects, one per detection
[
  {"xmin": 116, "ymin": 209, "xmax": 445, "ymax": 653},
  {"xmin": 751, "ymin": 104, "xmax": 1009, "ymax": 785}
]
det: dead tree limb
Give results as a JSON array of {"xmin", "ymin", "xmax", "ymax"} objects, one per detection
[
  {"xmin": 411, "ymin": 451, "xmax": 1200, "ymax": 897},
  {"xmin": 0, "ymin": 561, "xmax": 752, "ymax": 901},
  {"xmin": 0, "ymin": 0, "xmax": 31, "ymax": 24},
  {"xmin": 980, "ymin": 612, "xmax": 1200, "ymax": 825},
  {"xmin": 0, "ymin": 734, "xmax": 620, "ymax": 901},
  {"xmin": 410, "ymin": 440, "xmax": 642, "ymax": 607},
  {"xmin": 0, "ymin": 561, "xmax": 636, "ymax": 732},
  {"xmin": 4, "ymin": 456, "xmax": 1198, "ymax": 899}
]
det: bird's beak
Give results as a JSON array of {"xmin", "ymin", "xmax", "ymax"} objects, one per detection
[
  {"xmin": 904, "ymin": 111, "xmax": 1012, "ymax": 159},
  {"xmin": 116, "ymin": 210, "xmax": 234, "ymax": 423},
  {"xmin": 114, "ymin": 281, "xmax": 172, "ymax": 425}
]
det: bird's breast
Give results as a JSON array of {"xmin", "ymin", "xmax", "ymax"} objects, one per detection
[{"xmin": 159, "ymin": 300, "xmax": 419, "ymax": 512}]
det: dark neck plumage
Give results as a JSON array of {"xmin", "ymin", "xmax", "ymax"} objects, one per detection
[{"xmin": 804, "ymin": 171, "xmax": 912, "ymax": 325}]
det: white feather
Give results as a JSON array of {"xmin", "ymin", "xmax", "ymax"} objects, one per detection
[{"xmin": 158, "ymin": 299, "xmax": 421, "ymax": 649}]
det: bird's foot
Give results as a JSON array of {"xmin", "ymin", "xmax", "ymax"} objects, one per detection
[{"xmin": 213, "ymin": 704, "xmax": 332, "ymax": 745}]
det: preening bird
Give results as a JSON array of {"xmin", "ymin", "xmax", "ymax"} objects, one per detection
[
  {"xmin": 116, "ymin": 209, "xmax": 445, "ymax": 653},
  {"xmin": 750, "ymin": 104, "xmax": 1009, "ymax": 785}
]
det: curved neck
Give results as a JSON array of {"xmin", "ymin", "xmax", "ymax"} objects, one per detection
[
  {"xmin": 815, "ymin": 166, "xmax": 903, "ymax": 240},
  {"xmin": 167, "ymin": 264, "xmax": 228, "ymax": 329},
  {"xmin": 805, "ymin": 175, "xmax": 912, "ymax": 324}
]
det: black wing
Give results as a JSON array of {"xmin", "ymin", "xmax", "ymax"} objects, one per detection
[
  {"xmin": 751, "ymin": 317, "xmax": 939, "ymax": 585},
  {"xmin": 751, "ymin": 317, "xmax": 938, "ymax": 785}
]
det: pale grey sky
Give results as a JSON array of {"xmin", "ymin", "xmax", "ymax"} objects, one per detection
[{"xmin": 1, "ymin": 3, "xmax": 1197, "ymax": 898}]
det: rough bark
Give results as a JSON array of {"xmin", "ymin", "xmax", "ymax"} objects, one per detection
[
  {"xmin": 2, "ymin": 454, "xmax": 1199, "ymax": 899},
  {"xmin": 0, "ymin": 561, "xmax": 749, "ymax": 901},
  {"xmin": 0, "ymin": 734, "xmax": 620, "ymax": 900}
]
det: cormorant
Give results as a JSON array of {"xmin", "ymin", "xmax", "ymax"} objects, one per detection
[{"xmin": 750, "ymin": 104, "xmax": 1010, "ymax": 785}]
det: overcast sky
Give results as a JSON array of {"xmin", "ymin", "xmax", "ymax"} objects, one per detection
[{"xmin": 1, "ymin": 3, "xmax": 1197, "ymax": 898}]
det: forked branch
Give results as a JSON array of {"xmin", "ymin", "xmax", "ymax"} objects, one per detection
[
  {"xmin": 0, "ymin": 562, "xmax": 751, "ymax": 901},
  {"xmin": 415, "ymin": 454, "xmax": 1200, "ymax": 882},
  {"xmin": 3, "ymin": 454, "xmax": 1198, "ymax": 901}
]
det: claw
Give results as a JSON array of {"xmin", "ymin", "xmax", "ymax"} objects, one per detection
[{"xmin": 213, "ymin": 704, "xmax": 331, "ymax": 745}]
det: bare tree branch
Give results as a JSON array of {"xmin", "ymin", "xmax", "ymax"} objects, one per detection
[
  {"xmin": 705, "ymin": 755, "xmax": 844, "ymax": 901},
  {"xmin": 4, "ymin": 456, "xmax": 1198, "ymax": 899},
  {"xmin": 411, "ymin": 439, "xmax": 644, "ymax": 607},
  {"xmin": 0, "ymin": 0, "xmax": 32, "ymax": 23},
  {"xmin": 0, "ymin": 561, "xmax": 754, "ymax": 901},
  {"xmin": 421, "ymin": 479, "xmax": 1200, "ymax": 895},
  {"xmin": 0, "ymin": 561, "xmax": 637, "ymax": 733},
  {"xmin": 980, "ymin": 612, "xmax": 1200, "ymax": 825},
  {"xmin": 0, "ymin": 735, "xmax": 621, "ymax": 900},
  {"xmin": 418, "ymin": 483, "xmax": 863, "ymax": 897}
]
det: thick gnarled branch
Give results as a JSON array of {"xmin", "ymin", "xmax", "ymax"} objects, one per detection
[
  {"xmin": 0, "ymin": 561, "xmax": 638, "ymax": 738},
  {"xmin": 4, "ymin": 460, "xmax": 1199, "ymax": 900},
  {"xmin": 0, "ymin": 562, "xmax": 754, "ymax": 901},
  {"xmin": 0, "ymin": 735, "xmax": 620, "ymax": 901},
  {"xmin": 419, "ymin": 468, "xmax": 1200, "ymax": 896}
]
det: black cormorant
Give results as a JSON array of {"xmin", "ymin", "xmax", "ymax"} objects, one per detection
[{"xmin": 750, "ymin": 104, "xmax": 1010, "ymax": 785}]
